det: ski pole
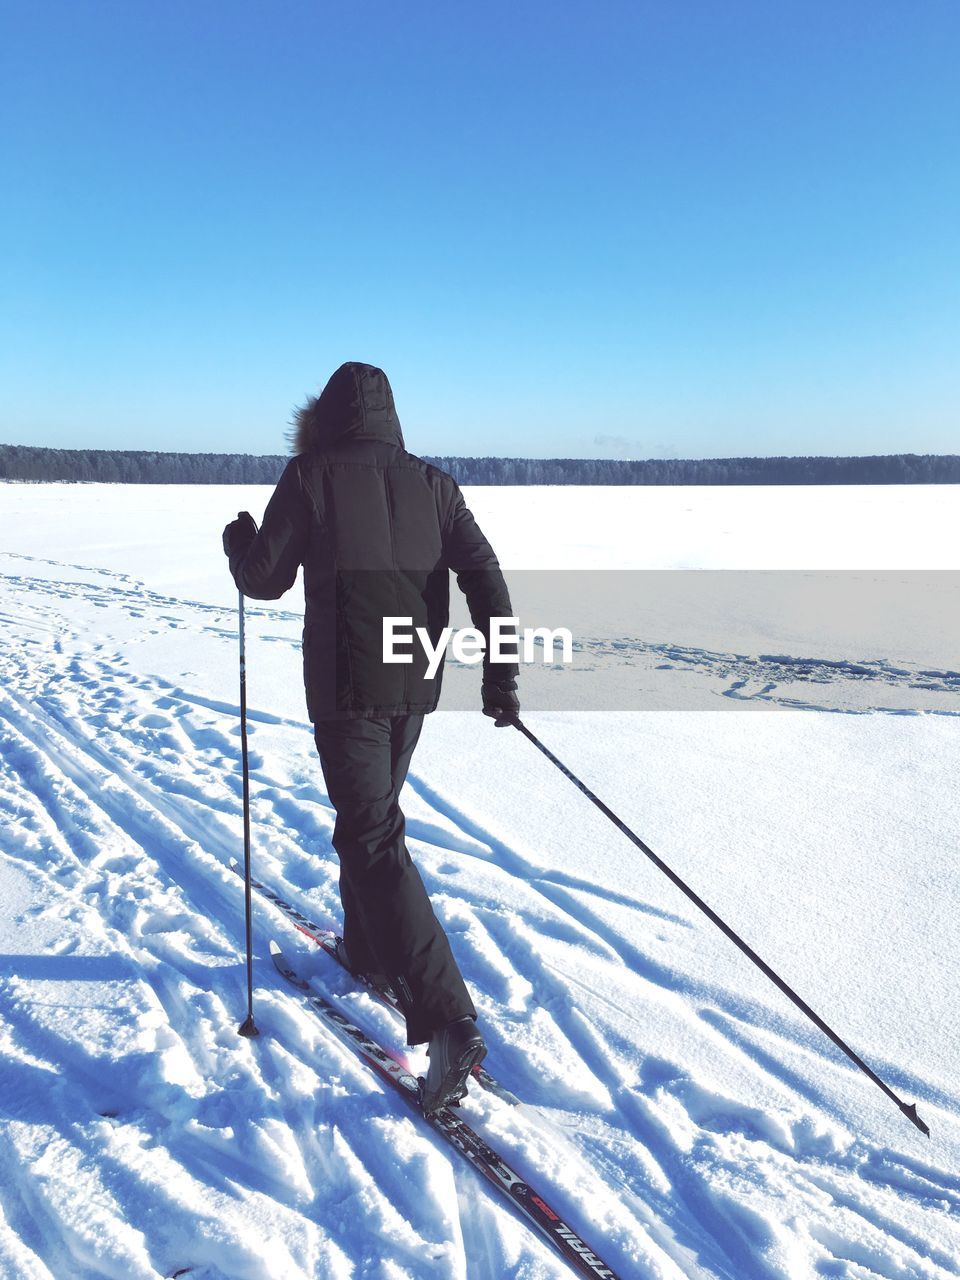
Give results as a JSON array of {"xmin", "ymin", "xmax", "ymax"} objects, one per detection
[
  {"xmin": 511, "ymin": 717, "xmax": 929, "ymax": 1137},
  {"xmin": 237, "ymin": 589, "xmax": 259, "ymax": 1038}
]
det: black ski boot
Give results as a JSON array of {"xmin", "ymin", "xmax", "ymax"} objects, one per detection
[
  {"xmin": 334, "ymin": 938, "xmax": 397, "ymax": 1002},
  {"xmin": 420, "ymin": 1017, "xmax": 487, "ymax": 1115}
]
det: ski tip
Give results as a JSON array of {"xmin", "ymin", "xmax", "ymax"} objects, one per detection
[
  {"xmin": 268, "ymin": 939, "xmax": 282, "ymax": 958},
  {"xmin": 901, "ymin": 1101, "xmax": 930, "ymax": 1137},
  {"xmin": 228, "ymin": 857, "xmax": 239, "ymax": 870}
]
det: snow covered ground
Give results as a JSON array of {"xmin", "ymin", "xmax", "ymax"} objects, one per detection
[{"xmin": 0, "ymin": 481, "xmax": 958, "ymax": 1280}]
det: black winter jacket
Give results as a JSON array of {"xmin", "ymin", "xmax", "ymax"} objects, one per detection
[{"xmin": 227, "ymin": 362, "xmax": 517, "ymax": 721}]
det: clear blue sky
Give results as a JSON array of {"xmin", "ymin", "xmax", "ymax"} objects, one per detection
[{"xmin": 2, "ymin": 2, "xmax": 958, "ymax": 459}]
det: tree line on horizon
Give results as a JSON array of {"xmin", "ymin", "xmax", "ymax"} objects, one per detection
[{"xmin": 1, "ymin": 443, "xmax": 957, "ymax": 485}]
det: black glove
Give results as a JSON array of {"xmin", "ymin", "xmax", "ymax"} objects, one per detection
[
  {"xmin": 222, "ymin": 510, "xmax": 258, "ymax": 558},
  {"xmin": 482, "ymin": 679, "xmax": 520, "ymax": 727}
]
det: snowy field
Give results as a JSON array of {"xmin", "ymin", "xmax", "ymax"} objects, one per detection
[{"xmin": 0, "ymin": 481, "xmax": 958, "ymax": 1280}]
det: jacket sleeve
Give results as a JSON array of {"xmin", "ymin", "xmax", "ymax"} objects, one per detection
[
  {"xmin": 229, "ymin": 459, "xmax": 310, "ymax": 600},
  {"xmin": 441, "ymin": 485, "xmax": 519, "ymax": 683}
]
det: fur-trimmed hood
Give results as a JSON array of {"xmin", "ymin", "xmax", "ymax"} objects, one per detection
[{"xmin": 292, "ymin": 362, "xmax": 404, "ymax": 454}]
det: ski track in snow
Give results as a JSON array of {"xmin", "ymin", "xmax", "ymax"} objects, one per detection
[
  {"xmin": 0, "ymin": 548, "xmax": 958, "ymax": 1280},
  {"xmin": 575, "ymin": 638, "xmax": 960, "ymax": 717}
]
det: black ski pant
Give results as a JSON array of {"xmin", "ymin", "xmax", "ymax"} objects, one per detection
[{"xmin": 313, "ymin": 714, "xmax": 476, "ymax": 1045}]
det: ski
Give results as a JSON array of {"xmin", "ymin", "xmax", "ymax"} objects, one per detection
[
  {"xmin": 269, "ymin": 940, "xmax": 624, "ymax": 1280},
  {"xmin": 228, "ymin": 857, "xmax": 519, "ymax": 1106}
]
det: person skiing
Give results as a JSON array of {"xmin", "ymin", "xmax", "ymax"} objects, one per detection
[{"xmin": 222, "ymin": 361, "xmax": 519, "ymax": 1113}]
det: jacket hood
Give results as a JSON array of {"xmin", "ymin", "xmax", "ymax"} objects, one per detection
[{"xmin": 292, "ymin": 362, "xmax": 404, "ymax": 453}]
